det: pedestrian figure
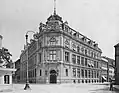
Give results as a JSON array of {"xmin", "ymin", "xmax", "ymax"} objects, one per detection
[{"xmin": 110, "ymin": 79, "xmax": 113, "ymax": 91}]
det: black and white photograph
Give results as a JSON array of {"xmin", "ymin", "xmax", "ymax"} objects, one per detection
[{"xmin": 0, "ymin": 0, "xmax": 119, "ymax": 93}]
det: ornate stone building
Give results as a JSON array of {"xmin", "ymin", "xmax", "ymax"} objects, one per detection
[{"xmin": 20, "ymin": 11, "xmax": 102, "ymax": 84}]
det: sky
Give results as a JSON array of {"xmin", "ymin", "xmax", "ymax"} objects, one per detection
[{"xmin": 0, "ymin": 0, "xmax": 119, "ymax": 61}]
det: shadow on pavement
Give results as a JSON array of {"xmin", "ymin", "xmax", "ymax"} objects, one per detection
[{"xmin": 90, "ymin": 87, "xmax": 119, "ymax": 93}]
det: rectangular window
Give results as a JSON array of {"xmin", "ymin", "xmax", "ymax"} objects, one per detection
[
  {"xmin": 92, "ymin": 70, "xmax": 93, "ymax": 78},
  {"xmin": 45, "ymin": 70, "xmax": 47, "ymax": 76},
  {"xmin": 85, "ymin": 70, "xmax": 87, "ymax": 78},
  {"xmin": 72, "ymin": 54, "xmax": 76, "ymax": 64},
  {"xmin": 81, "ymin": 69, "xmax": 84, "ymax": 78},
  {"xmin": 35, "ymin": 68, "xmax": 36, "ymax": 77},
  {"xmin": 65, "ymin": 52, "xmax": 69, "ymax": 62},
  {"xmin": 40, "ymin": 69, "xmax": 42, "ymax": 76},
  {"xmin": 97, "ymin": 71, "xmax": 99, "ymax": 78},
  {"xmin": 77, "ymin": 46, "xmax": 80, "ymax": 53},
  {"xmin": 66, "ymin": 69, "xmax": 68, "ymax": 76},
  {"xmin": 49, "ymin": 50, "xmax": 56, "ymax": 61},
  {"xmin": 94, "ymin": 71, "xmax": 96, "ymax": 78},
  {"xmin": 77, "ymin": 69, "xmax": 80, "ymax": 78},
  {"xmin": 73, "ymin": 68, "xmax": 76, "ymax": 77},
  {"xmin": 91, "ymin": 52, "xmax": 93, "ymax": 57},
  {"xmin": 88, "ymin": 70, "xmax": 90, "ymax": 78},
  {"xmin": 94, "ymin": 61, "xmax": 96, "ymax": 68},
  {"xmin": 39, "ymin": 53, "xmax": 42, "ymax": 63},
  {"xmin": 77, "ymin": 56, "xmax": 80, "ymax": 65},
  {"xmin": 85, "ymin": 49, "xmax": 87, "ymax": 55},
  {"xmin": 81, "ymin": 57, "xmax": 84, "ymax": 66},
  {"xmin": 85, "ymin": 58, "xmax": 87, "ymax": 66},
  {"xmin": 97, "ymin": 62, "xmax": 99, "ymax": 68},
  {"xmin": 81, "ymin": 47, "xmax": 84, "ymax": 54}
]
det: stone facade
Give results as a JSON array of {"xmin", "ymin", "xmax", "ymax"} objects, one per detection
[{"xmin": 20, "ymin": 12, "xmax": 102, "ymax": 84}]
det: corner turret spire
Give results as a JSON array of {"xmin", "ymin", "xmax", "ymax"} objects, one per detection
[
  {"xmin": 54, "ymin": 0, "xmax": 56, "ymax": 15},
  {"xmin": 46, "ymin": 0, "xmax": 63, "ymax": 23}
]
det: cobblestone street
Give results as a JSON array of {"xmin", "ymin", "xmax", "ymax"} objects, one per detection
[{"xmin": 1, "ymin": 83, "xmax": 118, "ymax": 93}]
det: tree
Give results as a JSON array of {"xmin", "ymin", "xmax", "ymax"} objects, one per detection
[{"xmin": 0, "ymin": 47, "xmax": 12, "ymax": 67}]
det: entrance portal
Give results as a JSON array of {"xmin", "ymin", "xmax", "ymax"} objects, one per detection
[{"xmin": 50, "ymin": 70, "xmax": 57, "ymax": 83}]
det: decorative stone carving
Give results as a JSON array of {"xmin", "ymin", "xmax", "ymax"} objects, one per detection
[
  {"xmin": 72, "ymin": 42, "xmax": 76, "ymax": 51},
  {"xmin": 64, "ymin": 39, "xmax": 70, "ymax": 48},
  {"xmin": 47, "ymin": 36, "xmax": 59, "ymax": 46}
]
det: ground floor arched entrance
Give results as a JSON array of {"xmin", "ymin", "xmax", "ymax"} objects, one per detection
[{"xmin": 50, "ymin": 70, "xmax": 57, "ymax": 83}]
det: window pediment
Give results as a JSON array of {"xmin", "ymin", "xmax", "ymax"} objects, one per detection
[{"xmin": 49, "ymin": 37, "xmax": 57, "ymax": 42}]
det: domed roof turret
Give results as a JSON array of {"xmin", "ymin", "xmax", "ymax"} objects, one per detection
[{"xmin": 47, "ymin": 13, "xmax": 63, "ymax": 23}]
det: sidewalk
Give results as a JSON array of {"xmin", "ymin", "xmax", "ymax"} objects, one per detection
[{"xmin": 113, "ymin": 85, "xmax": 119, "ymax": 90}]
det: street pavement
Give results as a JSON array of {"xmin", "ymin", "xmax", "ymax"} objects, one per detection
[{"xmin": 1, "ymin": 83, "xmax": 119, "ymax": 93}]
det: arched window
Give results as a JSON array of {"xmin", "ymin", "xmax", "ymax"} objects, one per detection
[{"xmin": 4, "ymin": 75, "xmax": 9, "ymax": 84}]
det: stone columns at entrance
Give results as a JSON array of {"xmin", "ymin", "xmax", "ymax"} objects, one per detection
[
  {"xmin": 1, "ymin": 75, "xmax": 4, "ymax": 84},
  {"xmin": 9, "ymin": 75, "xmax": 12, "ymax": 84}
]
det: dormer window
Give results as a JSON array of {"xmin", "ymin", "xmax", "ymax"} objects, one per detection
[
  {"xmin": 82, "ymin": 37, "xmax": 86, "ymax": 42},
  {"xmin": 94, "ymin": 44, "xmax": 98, "ymax": 47},
  {"xmin": 73, "ymin": 32, "xmax": 77, "ymax": 37},
  {"xmin": 88, "ymin": 40, "xmax": 92, "ymax": 45}
]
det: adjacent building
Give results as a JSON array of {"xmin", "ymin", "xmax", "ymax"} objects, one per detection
[
  {"xmin": 100, "ymin": 57, "xmax": 108, "ymax": 82},
  {"xmin": 20, "ymin": 10, "xmax": 102, "ymax": 84},
  {"xmin": 114, "ymin": 43, "xmax": 119, "ymax": 84},
  {"xmin": 13, "ymin": 59, "xmax": 20, "ymax": 83},
  {"xmin": 101, "ymin": 56, "xmax": 115, "ymax": 83},
  {"xmin": 0, "ymin": 35, "xmax": 16, "ymax": 90}
]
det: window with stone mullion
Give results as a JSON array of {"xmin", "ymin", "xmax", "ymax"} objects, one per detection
[
  {"xmin": 77, "ymin": 56, "xmax": 80, "ymax": 65},
  {"xmin": 72, "ymin": 54, "xmax": 76, "ymax": 64},
  {"xmin": 85, "ymin": 70, "xmax": 87, "ymax": 78},
  {"xmin": 81, "ymin": 57, "xmax": 84, "ymax": 66},
  {"xmin": 65, "ymin": 52, "xmax": 69, "ymax": 62},
  {"xmin": 81, "ymin": 69, "xmax": 84, "ymax": 78},
  {"xmin": 85, "ymin": 58, "xmax": 87, "ymax": 66},
  {"xmin": 73, "ymin": 68, "xmax": 76, "ymax": 77},
  {"xmin": 92, "ymin": 70, "xmax": 93, "ymax": 78},
  {"xmin": 77, "ymin": 69, "xmax": 80, "ymax": 78},
  {"xmin": 49, "ymin": 50, "xmax": 56, "ymax": 61}
]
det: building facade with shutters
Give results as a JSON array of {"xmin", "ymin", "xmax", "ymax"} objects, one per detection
[
  {"xmin": 101, "ymin": 56, "xmax": 115, "ymax": 82},
  {"xmin": 20, "ymin": 11, "xmax": 102, "ymax": 84},
  {"xmin": 100, "ymin": 57, "xmax": 108, "ymax": 82}
]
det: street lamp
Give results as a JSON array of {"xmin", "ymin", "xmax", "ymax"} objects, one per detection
[{"xmin": 24, "ymin": 31, "xmax": 35, "ymax": 90}]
